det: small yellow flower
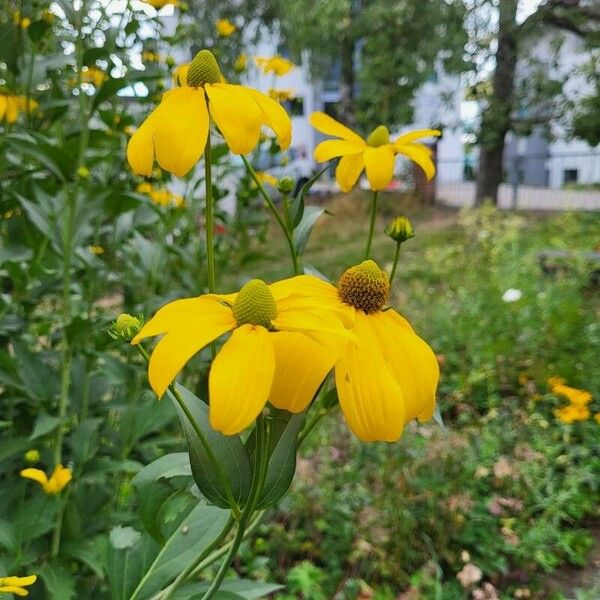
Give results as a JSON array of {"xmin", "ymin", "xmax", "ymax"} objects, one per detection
[
  {"xmin": 268, "ymin": 88, "xmax": 295, "ymax": 103},
  {"xmin": 551, "ymin": 383, "xmax": 592, "ymax": 407},
  {"xmin": 24, "ymin": 449, "xmax": 40, "ymax": 463},
  {"xmin": 385, "ymin": 216, "xmax": 414, "ymax": 243},
  {"xmin": 128, "ymin": 49, "xmax": 291, "ymax": 178},
  {"xmin": 124, "ymin": 125, "xmax": 136, "ymax": 136},
  {"xmin": 80, "ymin": 66, "xmax": 107, "ymax": 87},
  {"xmin": 77, "ymin": 166, "xmax": 90, "ymax": 179},
  {"xmin": 254, "ymin": 55, "xmax": 295, "ymax": 76},
  {"xmin": 0, "ymin": 574, "xmax": 37, "ymax": 597},
  {"xmin": 143, "ymin": 0, "xmax": 179, "ymax": 8},
  {"xmin": 309, "ymin": 112, "xmax": 440, "ymax": 192},
  {"xmin": 88, "ymin": 245, "xmax": 105, "ymax": 255},
  {"xmin": 256, "ymin": 171, "xmax": 278, "ymax": 187},
  {"xmin": 137, "ymin": 182, "xmax": 183, "ymax": 207},
  {"xmin": 142, "ymin": 51, "xmax": 162, "ymax": 63},
  {"xmin": 20, "ymin": 464, "xmax": 72, "ymax": 494},
  {"xmin": 554, "ymin": 404, "xmax": 590, "ymax": 424},
  {"xmin": 234, "ymin": 53, "xmax": 247, "ymax": 73},
  {"xmin": 215, "ymin": 18, "xmax": 236, "ymax": 37},
  {"xmin": 133, "ymin": 276, "xmax": 351, "ymax": 435},
  {"xmin": 13, "ymin": 11, "xmax": 31, "ymax": 28},
  {"xmin": 0, "ymin": 95, "xmax": 38, "ymax": 124},
  {"xmin": 277, "ymin": 261, "xmax": 439, "ymax": 442}
]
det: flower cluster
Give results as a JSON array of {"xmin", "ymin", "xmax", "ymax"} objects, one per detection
[
  {"xmin": 549, "ymin": 377, "xmax": 594, "ymax": 423},
  {"xmin": 137, "ymin": 182, "xmax": 184, "ymax": 208},
  {"xmin": 0, "ymin": 94, "xmax": 38, "ymax": 124}
]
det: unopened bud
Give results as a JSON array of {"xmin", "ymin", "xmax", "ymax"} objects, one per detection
[
  {"xmin": 277, "ymin": 176, "xmax": 295, "ymax": 194},
  {"xmin": 385, "ymin": 216, "xmax": 414, "ymax": 243},
  {"xmin": 109, "ymin": 313, "xmax": 142, "ymax": 342}
]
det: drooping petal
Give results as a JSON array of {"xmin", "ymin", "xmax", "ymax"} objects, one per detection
[
  {"xmin": 269, "ymin": 332, "xmax": 336, "ymax": 413},
  {"xmin": 335, "ymin": 313, "xmax": 406, "ymax": 442},
  {"xmin": 147, "ymin": 319, "xmax": 233, "ymax": 398},
  {"xmin": 45, "ymin": 464, "xmax": 72, "ymax": 494},
  {"xmin": 395, "ymin": 143, "xmax": 436, "ymax": 180},
  {"xmin": 20, "ymin": 468, "xmax": 48, "ymax": 486},
  {"xmin": 0, "ymin": 577, "xmax": 37, "ymax": 587},
  {"xmin": 127, "ymin": 108, "xmax": 161, "ymax": 176},
  {"xmin": 153, "ymin": 87, "xmax": 209, "ymax": 177},
  {"xmin": 132, "ymin": 297, "xmax": 235, "ymax": 343},
  {"xmin": 335, "ymin": 153, "xmax": 365, "ymax": 192},
  {"xmin": 206, "ymin": 83, "xmax": 262, "ymax": 154},
  {"xmin": 394, "ymin": 129, "xmax": 440, "ymax": 146},
  {"xmin": 246, "ymin": 88, "xmax": 292, "ymax": 150},
  {"xmin": 309, "ymin": 111, "xmax": 365, "ymax": 145},
  {"xmin": 363, "ymin": 145, "xmax": 396, "ymax": 191},
  {"xmin": 209, "ymin": 325, "xmax": 275, "ymax": 435},
  {"xmin": 368, "ymin": 310, "xmax": 439, "ymax": 422},
  {"xmin": 0, "ymin": 586, "xmax": 30, "ymax": 596},
  {"xmin": 314, "ymin": 139, "xmax": 365, "ymax": 162},
  {"xmin": 0, "ymin": 96, "xmax": 7, "ymax": 121},
  {"xmin": 6, "ymin": 97, "xmax": 19, "ymax": 123}
]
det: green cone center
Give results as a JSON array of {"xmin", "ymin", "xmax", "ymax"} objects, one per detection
[
  {"xmin": 366, "ymin": 125, "xmax": 390, "ymax": 147},
  {"xmin": 187, "ymin": 49, "xmax": 222, "ymax": 86},
  {"xmin": 233, "ymin": 279, "xmax": 278, "ymax": 328},
  {"xmin": 337, "ymin": 260, "xmax": 389, "ymax": 313}
]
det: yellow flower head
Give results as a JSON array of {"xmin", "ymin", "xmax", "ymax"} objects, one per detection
[
  {"xmin": 309, "ymin": 112, "xmax": 440, "ymax": 192},
  {"xmin": 280, "ymin": 261, "xmax": 439, "ymax": 442},
  {"xmin": 0, "ymin": 575, "xmax": 37, "ymax": 597},
  {"xmin": 256, "ymin": 171, "xmax": 278, "ymax": 187},
  {"xmin": 268, "ymin": 88, "xmax": 295, "ymax": 103},
  {"xmin": 24, "ymin": 449, "xmax": 40, "ymax": 463},
  {"xmin": 20, "ymin": 464, "xmax": 72, "ymax": 494},
  {"xmin": 143, "ymin": 0, "xmax": 179, "ymax": 8},
  {"xmin": 79, "ymin": 66, "xmax": 107, "ymax": 87},
  {"xmin": 554, "ymin": 403, "xmax": 590, "ymax": 424},
  {"xmin": 132, "ymin": 276, "xmax": 351, "ymax": 435},
  {"xmin": 0, "ymin": 95, "xmax": 38, "ymax": 124},
  {"xmin": 551, "ymin": 383, "xmax": 592, "ymax": 407},
  {"xmin": 88, "ymin": 245, "xmax": 105, "ymax": 255},
  {"xmin": 216, "ymin": 18, "xmax": 236, "ymax": 37},
  {"xmin": 142, "ymin": 51, "xmax": 161, "ymax": 63},
  {"xmin": 385, "ymin": 216, "xmax": 415, "ymax": 243},
  {"xmin": 234, "ymin": 53, "xmax": 247, "ymax": 73},
  {"xmin": 128, "ymin": 49, "xmax": 292, "ymax": 178},
  {"xmin": 13, "ymin": 11, "xmax": 31, "ymax": 28},
  {"xmin": 254, "ymin": 55, "xmax": 295, "ymax": 76}
]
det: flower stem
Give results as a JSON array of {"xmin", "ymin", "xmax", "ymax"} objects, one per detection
[
  {"xmin": 241, "ymin": 156, "xmax": 300, "ymax": 275},
  {"xmin": 389, "ymin": 242, "xmax": 401, "ymax": 285},
  {"xmin": 364, "ymin": 191, "xmax": 379, "ymax": 259},
  {"xmin": 204, "ymin": 129, "xmax": 217, "ymax": 293}
]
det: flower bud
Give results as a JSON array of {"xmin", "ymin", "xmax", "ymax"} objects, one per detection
[
  {"xmin": 385, "ymin": 216, "xmax": 414, "ymax": 243},
  {"xmin": 76, "ymin": 166, "xmax": 90, "ymax": 179},
  {"xmin": 109, "ymin": 314, "xmax": 142, "ymax": 342},
  {"xmin": 277, "ymin": 176, "xmax": 295, "ymax": 194},
  {"xmin": 25, "ymin": 449, "xmax": 40, "ymax": 463}
]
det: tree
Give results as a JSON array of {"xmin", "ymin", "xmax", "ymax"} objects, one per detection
[{"xmin": 474, "ymin": 0, "xmax": 600, "ymax": 204}]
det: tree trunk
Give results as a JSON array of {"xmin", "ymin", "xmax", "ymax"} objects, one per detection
[
  {"xmin": 475, "ymin": 0, "xmax": 519, "ymax": 205},
  {"xmin": 338, "ymin": 33, "xmax": 355, "ymax": 126}
]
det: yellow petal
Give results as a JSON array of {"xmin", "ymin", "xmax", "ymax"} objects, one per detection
[
  {"xmin": 206, "ymin": 83, "xmax": 261, "ymax": 154},
  {"xmin": 246, "ymin": 88, "xmax": 292, "ymax": 150},
  {"xmin": 127, "ymin": 109, "xmax": 160, "ymax": 176},
  {"xmin": 363, "ymin": 145, "xmax": 395, "ymax": 191},
  {"xmin": 147, "ymin": 319, "xmax": 233, "ymax": 398},
  {"xmin": 314, "ymin": 140, "xmax": 364, "ymax": 162},
  {"xmin": 132, "ymin": 297, "xmax": 235, "ymax": 343},
  {"xmin": 395, "ymin": 143, "xmax": 436, "ymax": 180},
  {"xmin": 309, "ymin": 112, "xmax": 365, "ymax": 145},
  {"xmin": 20, "ymin": 468, "xmax": 48, "ymax": 487},
  {"xmin": 209, "ymin": 325, "xmax": 275, "ymax": 435},
  {"xmin": 394, "ymin": 129, "xmax": 440, "ymax": 146},
  {"xmin": 45, "ymin": 465, "xmax": 72, "ymax": 494},
  {"xmin": 0, "ymin": 586, "xmax": 30, "ymax": 596},
  {"xmin": 335, "ymin": 153, "xmax": 365, "ymax": 193},
  {"xmin": 173, "ymin": 64, "xmax": 190, "ymax": 86},
  {"xmin": 0, "ymin": 577, "xmax": 36, "ymax": 587},
  {"xmin": 6, "ymin": 97, "xmax": 19, "ymax": 123},
  {"xmin": 153, "ymin": 87, "xmax": 209, "ymax": 177},
  {"xmin": 368, "ymin": 310, "xmax": 439, "ymax": 422},
  {"xmin": 269, "ymin": 332, "xmax": 336, "ymax": 413},
  {"xmin": 0, "ymin": 96, "xmax": 6, "ymax": 121},
  {"xmin": 335, "ymin": 313, "xmax": 406, "ymax": 442}
]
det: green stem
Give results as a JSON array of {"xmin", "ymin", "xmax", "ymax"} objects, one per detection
[
  {"xmin": 241, "ymin": 156, "xmax": 300, "ymax": 275},
  {"xmin": 298, "ymin": 407, "xmax": 328, "ymax": 446},
  {"xmin": 204, "ymin": 129, "xmax": 217, "ymax": 293},
  {"xmin": 364, "ymin": 190, "xmax": 379, "ymax": 259},
  {"xmin": 389, "ymin": 242, "xmax": 401, "ymax": 285}
]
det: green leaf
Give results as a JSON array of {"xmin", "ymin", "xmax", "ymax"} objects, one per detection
[
  {"xmin": 291, "ymin": 165, "xmax": 329, "ymax": 228},
  {"xmin": 0, "ymin": 519, "xmax": 16, "ymax": 554},
  {"xmin": 68, "ymin": 419, "xmax": 102, "ymax": 463},
  {"xmin": 40, "ymin": 562, "xmax": 75, "ymax": 600},
  {"xmin": 293, "ymin": 206, "xmax": 328, "ymax": 254},
  {"xmin": 171, "ymin": 579, "xmax": 284, "ymax": 600},
  {"xmin": 5, "ymin": 133, "xmax": 67, "ymax": 181},
  {"xmin": 132, "ymin": 453, "xmax": 192, "ymax": 490},
  {"xmin": 29, "ymin": 413, "xmax": 62, "ymax": 440},
  {"xmin": 170, "ymin": 384, "xmax": 252, "ymax": 509}
]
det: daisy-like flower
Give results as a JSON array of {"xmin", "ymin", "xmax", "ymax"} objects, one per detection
[
  {"xmin": 133, "ymin": 277, "xmax": 351, "ymax": 435},
  {"xmin": 20, "ymin": 464, "xmax": 72, "ymax": 494},
  {"xmin": 127, "ymin": 49, "xmax": 292, "ymax": 177},
  {"xmin": 254, "ymin": 55, "xmax": 295, "ymax": 76},
  {"xmin": 0, "ymin": 94, "xmax": 38, "ymax": 124},
  {"xmin": 309, "ymin": 112, "xmax": 440, "ymax": 192},
  {"xmin": 215, "ymin": 18, "xmax": 236, "ymax": 37},
  {"xmin": 278, "ymin": 261, "xmax": 439, "ymax": 442},
  {"xmin": 0, "ymin": 574, "xmax": 37, "ymax": 597},
  {"xmin": 268, "ymin": 88, "xmax": 295, "ymax": 103}
]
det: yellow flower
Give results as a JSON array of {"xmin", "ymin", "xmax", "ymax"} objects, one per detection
[
  {"xmin": 88, "ymin": 245, "xmax": 105, "ymax": 255},
  {"xmin": 143, "ymin": 0, "xmax": 179, "ymax": 8},
  {"xmin": 554, "ymin": 404, "xmax": 590, "ymax": 424},
  {"xmin": 268, "ymin": 88, "xmax": 295, "ymax": 103},
  {"xmin": 132, "ymin": 277, "xmax": 351, "ymax": 435},
  {"xmin": 78, "ymin": 66, "xmax": 107, "ymax": 87},
  {"xmin": 24, "ymin": 449, "xmax": 40, "ymax": 463},
  {"xmin": 256, "ymin": 171, "xmax": 278, "ymax": 187},
  {"xmin": 0, "ymin": 95, "xmax": 38, "ymax": 124},
  {"xmin": 547, "ymin": 376, "xmax": 565, "ymax": 388},
  {"xmin": 13, "ymin": 11, "xmax": 31, "ymax": 28},
  {"xmin": 234, "ymin": 53, "xmax": 247, "ymax": 73},
  {"xmin": 254, "ymin": 55, "xmax": 295, "ymax": 76},
  {"xmin": 216, "ymin": 18, "xmax": 236, "ymax": 37},
  {"xmin": 20, "ymin": 464, "xmax": 72, "ymax": 494},
  {"xmin": 137, "ymin": 182, "xmax": 183, "ymax": 207},
  {"xmin": 142, "ymin": 51, "xmax": 162, "ymax": 63},
  {"xmin": 0, "ymin": 575, "xmax": 37, "ymax": 597},
  {"xmin": 276, "ymin": 261, "xmax": 439, "ymax": 442},
  {"xmin": 551, "ymin": 383, "xmax": 592, "ymax": 407},
  {"xmin": 128, "ymin": 49, "xmax": 292, "ymax": 177},
  {"xmin": 309, "ymin": 112, "xmax": 440, "ymax": 192}
]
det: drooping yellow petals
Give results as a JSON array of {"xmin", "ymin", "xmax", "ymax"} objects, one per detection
[
  {"xmin": 0, "ymin": 575, "xmax": 37, "ymax": 597},
  {"xmin": 246, "ymin": 88, "xmax": 292, "ymax": 150},
  {"xmin": 21, "ymin": 464, "xmax": 72, "ymax": 494},
  {"xmin": 336, "ymin": 154, "xmax": 365, "ymax": 193},
  {"xmin": 209, "ymin": 325, "xmax": 275, "ymax": 435},
  {"xmin": 310, "ymin": 112, "xmax": 365, "ymax": 145},
  {"xmin": 394, "ymin": 143, "xmax": 436, "ymax": 180},
  {"xmin": 254, "ymin": 55, "xmax": 295, "ymax": 76},
  {"xmin": 269, "ymin": 332, "xmax": 336, "ymax": 413},
  {"xmin": 314, "ymin": 139, "xmax": 365, "ymax": 163},
  {"xmin": 363, "ymin": 146, "xmax": 396, "ymax": 191}
]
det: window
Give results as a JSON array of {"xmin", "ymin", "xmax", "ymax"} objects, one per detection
[{"xmin": 563, "ymin": 169, "xmax": 578, "ymax": 184}]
